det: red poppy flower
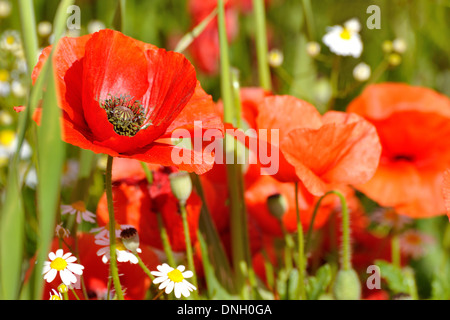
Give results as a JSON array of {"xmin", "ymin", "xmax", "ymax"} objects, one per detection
[
  {"xmin": 96, "ymin": 161, "xmax": 202, "ymax": 253},
  {"xmin": 442, "ymin": 169, "xmax": 450, "ymax": 221},
  {"xmin": 31, "ymin": 29, "xmax": 223, "ymax": 174},
  {"xmin": 248, "ymin": 95, "xmax": 381, "ymax": 196},
  {"xmin": 347, "ymin": 83, "xmax": 450, "ymax": 218}
]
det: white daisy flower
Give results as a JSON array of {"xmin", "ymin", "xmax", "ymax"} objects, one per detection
[
  {"xmin": 42, "ymin": 249, "xmax": 84, "ymax": 286},
  {"xmin": 322, "ymin": 18, "xmax": 363, "ymax": 58},
  {"xmin": 151, "ymin": 264, "xmax": 197, "ymax": 299},
  {"xmin": 95, "ymin": 236, "xmax": 142, "ymax": 264},
  {"xmin": 268, "ymin": 49, "xmax": 284, "ymax": 67},
  {"xmin": 61, "ymin": 201, "xmax": 96, "ymax": 224},
  {"xmin": 49, "ymin": 289, "xmax": 63, "ymax": 300},
  {"xmin": 1, "ymin": 30, "xmax": 22, "ymax": 54},
  {"xmin": 37, "ymin": 21, "xmax": 53, "ymax": 38},
  {"xmin": 90, "ymin": 223, "xmax": 135, "ymax": 241}
]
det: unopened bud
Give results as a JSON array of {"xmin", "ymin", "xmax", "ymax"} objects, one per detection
[
  {"xmin": 333, "ymin": 269, "xmax": 362, "ymax": 300},
  {"xmin": 169, "ymin": 171, "xmax": 193, "ymax": 205},
  {"xmin": 267, "ymin": 193, "xmax": 288, "ymax": 220},
  {"xmin": 120, "ymin": 227, "xmax": 140, "ymax": 254}
]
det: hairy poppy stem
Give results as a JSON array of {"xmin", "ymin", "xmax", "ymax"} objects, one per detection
[
  {"xmin": 105, "ymin": 155, "xmax": 125, "ymax": 300},
  {"xmin": 391, "ymin": 233, "xmax": 401, "ymax": 268},
  {"xmin": 295, "ymin": 182, "xmax": 306, "ymax": 300},
  {"xmin": 309, "ymin": 190, "xmax": 352, "ymax": 270}
]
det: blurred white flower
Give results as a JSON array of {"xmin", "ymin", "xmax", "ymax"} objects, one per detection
[
  {"xmin": 268, "ymin": 48, "xmax": 284, "ymax": 67},
  {"xmin": 1, "ymin": 30, "xmax": 22, "ymax": 54},
  {"xmin": 37, "ymin": 21, "xmax": 53, "ymax": 38},
  {"xmin": 11, "ymin": 80, "xmax": 27, "ymax": 98},
  {"xmin": 0, "ymin": 69, "xmax": 10, "ymax": 97},
  {"xmin": 322, "ymin": 18, "xmax": 363, "ymax": 58},
  {"xmin": 61, "ymin": 201, "xmax": 96, "ymax": 224},
  {"xmin": 0, "ymin": 0, "xmax": 12, "ymax": 18},
  {"xmin": 306, "ymin": 41, "xmax": 321, "ymax": 57},
  {"xmin": 87, "ymin": 20, "xmax": 106, "ymax": 34},
  {"xmin": 353, "ymin": 62, "xmax": 371, "ymax": 82},
  {"xmin": 392, "ymin": 38, "xmax": 407, "ymax": 54},
  {"xmin": 0, "ymin": 129, "xmax": 32, "ymax": 163}
]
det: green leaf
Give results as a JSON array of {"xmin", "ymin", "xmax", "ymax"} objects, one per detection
[
  {"xmin": 306, "ymin": 264, "xmax": 333, "ymax": 300},
  {"xmin": 375, "ymin": 260, "xmax": 410, "ymax": 295}
]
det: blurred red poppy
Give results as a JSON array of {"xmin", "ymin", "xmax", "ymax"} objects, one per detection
[
  {"xmin": 188, "ymin": 0, "xmax": 239, "ymax": 75},
  {"xmin": 250, "ymin": 95, "xmax": 381, "ymax": 196},
  {"xmin": 32, "ymin": 29, "xmax": 223, "ymax": 174},
  {"xmin": 442, "ymin": 169, "xmax": 450, "ymax": 221},
  {"xmin": 96, "ymin": 160, "xmax": 202, "ymax": 253},
  {"xmin": 348, "ymin": 83, "xmax": 450, "ymax": 218}
]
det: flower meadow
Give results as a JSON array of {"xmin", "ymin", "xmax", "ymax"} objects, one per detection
[{"xmin": 0, "ymin": 0, "xmax": 449, "ymax": 303}]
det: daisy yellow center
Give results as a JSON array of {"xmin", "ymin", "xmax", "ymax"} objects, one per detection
[
  {"xmin": 0, "ymin": 130, "xmax": 15, "ymax": 146},
  {"xmin": 405, "ymin": 234, "xmax": 422, "ymax": 245},
  {"xmin": 50, "ymin": 295, "xmax": 62, "ymax": 300},
  {"xmin": 167, "ymin": 269, "xmax": 184, "ymax": 283},
  {"xmin": 101, "ymin": 94, "xmax": 146, "ymax": 137},
  {"xmin": 0, "ymin": 69, "xmax": 9, "ymax": 82},
  {"xmin": 116, "ymin": 239, "xmax": 127, "ymax": 251},
  {"xmin": 50, "ymin": 257, "xmax": 68, "ymax": 271},
  {"xmin": 71, "ymin": 201, "xmax": 86, "ymax": 212},
  {"xmin": 6, "ymin": 36, "xmax": 15, "ymax": 45},
  {"xmin": 340, "ymin": 28, "xmax": 352, "ymax": 40}
]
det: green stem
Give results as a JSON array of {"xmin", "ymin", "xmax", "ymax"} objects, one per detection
[
  {"xmin": 295, "ymin": 182, "xmax": 306, "ymax": 300},
  {"xmin": 105, "ymin": 155, "xmax": 124, "ymax": 300},
  {"xmin": 141, "ymin": 162, "xmax": 154, "ymax": 184},
  {"xmin": 301, "ymin": 0, "xmax": 316, "ymax": 40},
  {"xmin": 156, "ymin": 211, "xmax": 176, "ymax": 267},
  {"xmin": 253, "ymin": 0, "xmax": 272, "ymax": 91},
  {"xmin": 391, "ymin": 233, "xmax": 401, "ymax": 268},
  {"xmin": 135, "ymin": 253, "xmax": 155, "ymax": 281},
  {"xmin": 180, "ymin": 203, "xmax": 198, "ymax": 297},
  {"xmin": 307, "ymin": 190, "xmax": 352, "ymax": 270}
]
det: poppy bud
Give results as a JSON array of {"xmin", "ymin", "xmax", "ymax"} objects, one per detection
[
  {"xmin": 120, "ymin": 227, "xmax": 140, "ymax": 254},
  {"xmin": 267, "ymin": 193, "xmax": 288, "ymax": 220},
  {"xmin": 169, "ymin": 171, "xmax": 193, "ymax": 205},
  {"xmin": 333, "ymin": 269, "xmax": 362, "ymax": 300}
]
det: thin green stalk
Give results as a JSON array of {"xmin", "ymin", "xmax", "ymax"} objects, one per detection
[
  {"xmin": 17, "ymin": 0, "xmax": 39, "ymax": 75},
  {"xmin": 253, "ymin": 0, "xmax": 272, "ymax": 91},
  {"xmin": 294, "ymin": 182, "xmax": 306, "ymax": 300},
  {"xmin": 106, "ymin": 156, "xmax": 124, "ymax": 300},
  {"xmin": 391, "ymin": 233, "xmax": 401, "ymax": 268},
  {"xmin": 175, "ymin": 7, "xmax": 218, "ymax": 53},
  {"xmin": 135, "ymin": 254, "xmax": 155, "ymax": 281},
  {"xmin": 218, "ymin": 0, "xmax": 249, "ymax": 294},
  {"xmin": 301, "ymin": 0, "xmax": 316, "ymax": 40},
  {"xmin": 141, "ymin": 162, "xmax": 154, "ymax": 184},
  {"xmin": 156, "ymin": 211, "xmax": 176, "ymax": 267},
  {"xmin": 180, "ymin": 203, "xmax": 198, "ymax": 297},
  {"xmin": 307, "ymin": 190, "xmax": 352, "ymax": 270}
]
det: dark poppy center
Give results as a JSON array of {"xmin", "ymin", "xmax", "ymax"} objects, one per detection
[
  {"xmin": 101, "ymin": 94, "xmax": 146, "ymax": 137},
  {"xmin": 392, "ymin": 154, "xmax": 415, "ymax": 162}
]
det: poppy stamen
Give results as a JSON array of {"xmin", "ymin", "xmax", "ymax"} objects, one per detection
[{"xmin": 101, "ymin": 94, "xmax": 148, "ymax": 137}]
